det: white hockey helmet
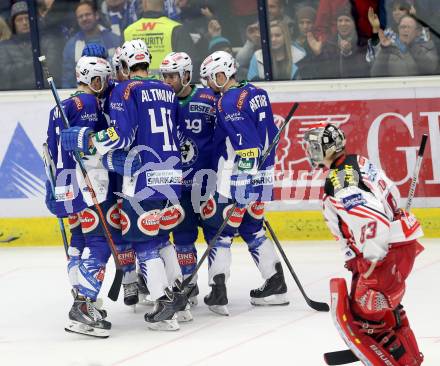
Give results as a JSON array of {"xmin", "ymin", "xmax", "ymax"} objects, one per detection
[
  {"xmin": 75, "ymin": 56, "xmax": 112, "ymax": 93},
  {"xmin": 160, "ymin": 52, "xmax": 193, "ymax": 87},
  {"xmin": 200, "ymin": 51, "xmax": 237, "ymax": 89},
  {"xmin": 303, "ymin": 124, "xmax": 346, "ymax": 168},
  {"xmin": 120, "ymin": 39, "xmax": 151, "ymax": 76}
]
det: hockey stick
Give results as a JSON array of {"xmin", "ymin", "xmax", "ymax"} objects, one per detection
[
  {"xmin": 264, "ymin": 219, "xmax": 330, "ymax": 312},
  {"xmin": 39, "ymin": 55, "xmax": 123, "ymax": 301},
  {"xmin": 323, "ymin": 133, "xmax": 429, "ymax": 365},
  {"xmin": 42, "ymin": 142, "xmax": 69, "ymax": 258},
  {"xmin": 406, "ymin": 134, "xmax": 428, "ymax": 211},
  {"xmin": 182, "ymin": 102, "xmax": 299, "ymax": 292}
]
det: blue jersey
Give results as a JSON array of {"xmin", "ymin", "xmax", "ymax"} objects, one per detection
[
  {"xmin": 94, "ymin": 77, "xmax": 182, "ymax": 201},
  {"xmin": 213, "ymin": 81, "xmax": 278, "ymax": 201},
  {"xmin": 177, "ymin": 86, "xmax": 216, "ymax": 191},
  {"xmin": 46, "ymin": 92, "xmax": 111, "ymax": 216}
]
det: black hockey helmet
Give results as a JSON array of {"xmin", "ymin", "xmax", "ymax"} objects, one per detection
[{"xmin": 303, "ymin": 124, "xmax": 346, "ymax": 168}]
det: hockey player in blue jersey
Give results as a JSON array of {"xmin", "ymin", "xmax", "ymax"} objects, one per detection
[
  {"xmin": 61, "ymin": 40, "xmax": 189, "ymax": 331},
  {"xmin": 160, "ymin": 52, "xmax": 217, "ymax": 307},
  {"xmin": 198, "ymin": 51, "xmax": 288, "ymax": 315},
  {"xmin": 45, "ymin": 55, "xmax": 141, "ymax": 337}
]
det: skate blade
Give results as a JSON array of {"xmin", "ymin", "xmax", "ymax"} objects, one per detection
[
  {"xmin": 146, "ymin": 319, "xmax": 180, "ymax": 331},
  {"xmin": 208, "ymin": 305, "xmax": 229, "ymax": 316},
  {"xmin": 250, "ymin": 293, "xmax": 289, "ymax": 306},
  {"xmin": 177, "ymin": 306, "xmax": 193, "ymax": 322},
  {"xmin": 189, "ymin": 296, "xmax": 198, "ymax": 307},
  {"xmin": 65, "ymin": 320, "xmax": 109, "ymax": 338},
  {"xmin": 138, "ymin": 293, "xmax": 155, "ymax": 306}
]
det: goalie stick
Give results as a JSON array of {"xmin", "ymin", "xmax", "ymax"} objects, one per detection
[
  {"xmin": 323, "ymin": 133, "xmax": 429, "ymax": 365},
  {"xmin": 182, "ymin": 102, "xmax": 299, "ymax": 292},
  {"xmin": 264, "ymin": 219, "xmax": 329, "ymax": 312},
  {"xmin": 39, "ymin": 55, "xmax": 124, "ymax": 301}
]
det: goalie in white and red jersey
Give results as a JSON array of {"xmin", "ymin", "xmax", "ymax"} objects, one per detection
[{"xmin": 303, "ymin": 124, "xmax": 424, "ymax": 366}]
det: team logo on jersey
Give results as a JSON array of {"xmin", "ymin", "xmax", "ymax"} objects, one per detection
[
  {"xmin": 68, "ymin": 213, "xmax": 80, "ymax": 229},
  {"xmin": 247, "ymin": 201, "xmax": 265, "ymax": 219},
  {"xmin": 106, "ymin": 203, "xmax": 121, "ymax": 229},
  {"xmin": 120, "ymin": 209, "xmax": 130, "ymax": 235},
  {"xmin": 137, "ymin": 209, "xmax": 161, "ymax": 236},
  {"xmin": 200, "ymin": 197, "xmax": 216, "ymax": 220},
  {"xmin": 181, "ymin": 137, "xmax": 198, "ymax": 167},
  {"xmin": 117, "ymin": 249, "xmax": 135, "ymax": 266},
  {"xmin": 160, "ymin": 205, "xmax": 184, "ymax": 230},
  {"xmin": 80, "ymin": 208, "xmax": 99, "ymax": 233},
  {"xmin": 223, "ymin": 204, "xmax": 246, "ymax": 228}
]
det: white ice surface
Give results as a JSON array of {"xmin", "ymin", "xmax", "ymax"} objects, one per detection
[{"xmin": 0, "ymin": 239, "xmax": 439, "ymax": 366}]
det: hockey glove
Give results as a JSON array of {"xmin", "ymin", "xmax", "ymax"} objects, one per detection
[
  {"xmin": 102, "ymin": 150, "xmax": 142, "ymax": 177},
  {"xmin": 230, "ymin": 173, "xmax": 256, "ymax": 207},
  {"xmin": 82, "ymin": 43, "xmax": 108, "ymax": 58},
  {"xmin": 45, "ymin": 180, "xmax": 57, "ymax": 216},
  {"xmin": 61, "ymin": 126, "xmax": 94, "ymax": 154}
]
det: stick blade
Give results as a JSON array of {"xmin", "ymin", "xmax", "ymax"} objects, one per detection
[
  {"xmin": 108, "ymin": 268, "xmax": 123, "ymax": 301},
  {"xmin": 308, "ymin": 299, "xmax": 330, "ymax": 312},
  {"xmin": 324, "ymin": 349, "xmax": 358, "ymax": 365}
]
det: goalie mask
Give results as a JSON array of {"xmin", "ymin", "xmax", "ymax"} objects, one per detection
[{"xmin": 303, "ymin": 124, "xmax": 346, "ymax": 168}]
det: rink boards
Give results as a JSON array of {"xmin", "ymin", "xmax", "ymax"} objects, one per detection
[{"xmin": 0, "ymin": 77, "xmax": 439, "ymax": 245}]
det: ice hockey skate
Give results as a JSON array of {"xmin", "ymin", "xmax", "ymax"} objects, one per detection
[
  {"xmin": 187, "ymin": 283, "xmax": 199, "ymax": 306},
  {"xmin": 204, "ymin": 274, "xmax": 229, "ymax": 316},
  {"xmin": 123, "ymin": 282, "xmax": 139, "ymax": 306},
  {"xmin": 65, "ymin": 298, "xmax": 111, "ymax": 338},
  {"xmin": 250, "ymin": 263, "xmax": 289, "ymax": 306},
  {"xmin": 144, "ymin": 287, "xmax": 186, "ymax": 331},
  {"xmin": 137, "ymin": 272, "xmax": 155, "ymax": 306}
]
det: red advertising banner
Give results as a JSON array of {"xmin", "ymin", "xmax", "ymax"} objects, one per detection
[{"xmin": 271, "ymin": 98, "xmax": 440, "ymax": 205}]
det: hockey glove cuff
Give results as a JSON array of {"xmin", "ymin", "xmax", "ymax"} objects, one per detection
[
  {"xmin": 61, "ymin": 126, "xmax": 94, "ymax": 154},
  {"xmin": 45, "ymin": 180, "xmax": 57, "ymax": 216},
  {"xmin": 102, "ymin": 150, "xmax": 142, "ymax": 177}
]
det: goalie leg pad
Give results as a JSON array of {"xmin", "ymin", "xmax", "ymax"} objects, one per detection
[{"xmin": 330, "ymin": 278, "xmax": 400, "ymax": 366}]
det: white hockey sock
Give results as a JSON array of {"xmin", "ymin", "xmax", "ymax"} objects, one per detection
[
  {"xmin": 159, "ymin": 242, "xmax": 183, "ymax": 287},
  {"xmin": 139, "ymin": 257, "xmax": 169, "ymax": 301},
  {"xmin": 208, "ymin": 246, "xmax": 231, "ymax": 285},
  {"xmin": 67, "ymin": 246, "xmax": 82, "ymax": 289},
  {"xmin": 248, "ymin": 237, "xmax": 279, "ymax": 279},
  {"xmin": 122, "ymin": 268, "xmax": 137, "ymax": 285}
]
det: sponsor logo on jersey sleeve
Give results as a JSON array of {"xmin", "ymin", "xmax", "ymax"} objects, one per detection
[
  {"xmin": 236, "ymin": 89, "xmax": 249, "ymax": 110},
  {"xmin": 247, "ymin": 201, "xmax": 265, "ymax": 219},
  {"xmin": 123, "ymin": 81, "xmax": 143, "ymax": 100},
  {"xmin": 68, "ymin": 213, "xmax": 80, "ymax": 229},
  {"xmin": 200, "ymin": 196, "xmax": 216, "ymax": 220},
  {"xmin": 224, "ymin": 112, "xmax": 245, "ymax": 122},
  {"xmin": 54, "ymin": 184, "xmax": 75, "ymax": 201},
  {"xmin": 72, "ymin": 97, "xmax": 83, "ymax": 110},
  {"xmin": 106, "ymin": 202, "xmax": 121, "ymax": 229},
  {"xmin": 342, "ymin": 193, "xmax": 366, "ymax": 211},
  {"xmin": 223, "ymin": 205, "xmax": 246, "ymax": 228},
  {"xmin": 236, "ymin": 148, "xmax": 259, "ymax": 158}
]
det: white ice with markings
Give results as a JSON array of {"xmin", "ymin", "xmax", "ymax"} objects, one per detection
[{"xmin": 0, "ymin": 240, "xmax": 439, "ymax": 366}]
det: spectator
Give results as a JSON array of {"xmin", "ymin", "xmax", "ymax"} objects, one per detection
[
  {"xmin": 371, "ymin": 14, "xmax": 438, "ymax": 76},
  {"xmin": 0, "ymin": 1, "xmax": 57, "ymax": 90},
  {"xmin": 100, "ymin": 0, "xmax": 140, "ymax": 37},
  {"xmin": 123, "ymin": 0, "xmax": 195, "ymax": 76},
  {"xmin": 293, "ymin": 5, "xmax": 321, "ymax": 79},
  {"xmin": 267, "ymin": 0, "xmax": 294, "ymax": 36},
  {"xmin": 319, "ymin": 9, "xmax": 369, "ymax": 79},
  {"xmin": 236, "ymin": 20, "xmax": 260, "ymax": 78},
  {"xmin": 0, "ymin": 16, "xmax": 11, "ymax": 41},
  {"xmin": 208, "ymin": 35, "xmax": 233, "ymax": 54},
  {"xmin": 62, "ymin": 0, "xmax": 121, "ymax": 88},
  {"xmin": 366, "ymin": 1, "xmax": 417, "ymax": 63},
  {"xmin": 313, "ymin": 0, "xmax": 385, "ymax": 46},
  {"xmin": 247, "ymin": 20, "xmax": 305, "ymax": 81}
]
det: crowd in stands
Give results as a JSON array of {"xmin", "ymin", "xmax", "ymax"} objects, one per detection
[{"xmin": 0, "ymin": 0, "xmax": 439, "ymax": 90}]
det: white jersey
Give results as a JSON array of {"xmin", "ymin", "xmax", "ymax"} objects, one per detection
[{"xmin": 322, "ymin": 154, "xmax": 423, "ymax": 263}]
